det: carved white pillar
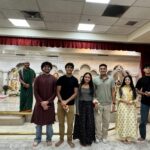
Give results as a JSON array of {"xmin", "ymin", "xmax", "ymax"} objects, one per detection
[
  {"xmin": 3, "ymin": 72, "xmax": 8, "ymax": 85},
  {"xmin": 0, "ymin": 70, "xmax": 3, "ymax": 92}
]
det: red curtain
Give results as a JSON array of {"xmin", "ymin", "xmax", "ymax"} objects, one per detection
[
  {"xmin": 0, "ymin": 36, "xmax": 150, "ymax": 51},
  {"xmin": 0, "ymin": 36, "xmax": 150, "ymax": 73}
]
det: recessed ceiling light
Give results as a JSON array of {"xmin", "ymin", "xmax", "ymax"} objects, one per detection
[
  {"xmin": 8, "ymin": 19, "xmax": 30, "ymax": 27},
  {"xmin": 78, "ymin": 23, "xmax": 95, "ymax": 31},
  {"xmin": 86, "ymin": 0, "xmax": 110, "ymax": 4}
]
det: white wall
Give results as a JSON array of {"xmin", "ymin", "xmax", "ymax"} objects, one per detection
[{"xmin": 0, "ymin": 49, "xmax": 141, "ymax": 86}]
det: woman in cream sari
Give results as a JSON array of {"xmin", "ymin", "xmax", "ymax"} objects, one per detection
[{"xmin": 116, "ymin": 75, "xmax": 138, "ymax": 143}]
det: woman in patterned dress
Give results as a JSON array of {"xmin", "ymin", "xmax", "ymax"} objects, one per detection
[
  {"xmin": 116, "ymin": 75, "xmax": 138, "ymax": 143},
  {"xmin": 73, "ymin": 72, "xmax": 95, "ymax": 146}
]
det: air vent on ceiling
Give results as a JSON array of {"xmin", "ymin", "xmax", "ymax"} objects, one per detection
[
  {"xmin": 102, "ymin": 5, "xmax": 129, "ymax": 17},
  {"xmin": 126, "ymin": 21, "xmax": 137, "ymax": 26},
  {"xmin": 21, "ymin": 11, "xmax": 43, "ymax": 21}
]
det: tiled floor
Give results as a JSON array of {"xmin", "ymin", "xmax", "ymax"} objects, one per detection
[
  {"xmin": 0, "ymin": 96, "xmax": 150, "ymax": 150},
  {"xmin": 0, "ymin": 130, "xmax": 150, "ymax": 150}
]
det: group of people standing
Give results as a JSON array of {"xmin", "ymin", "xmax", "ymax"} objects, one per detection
[{"xmin": 18, "ymin": 61, "xmax": 150, "ymax": 147}]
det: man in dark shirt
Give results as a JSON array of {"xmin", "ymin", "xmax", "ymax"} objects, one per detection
[
  {"xmin": 55, "ymin": 62, "xmax": 78, "ymax": 148},
  {"xmin": 136, "ymin": 64, "xmax": 150, "ymax": 141}
]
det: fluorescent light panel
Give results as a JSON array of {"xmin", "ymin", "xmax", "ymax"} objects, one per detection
[
  {"xmin": 8, "ymin": 19, "xmax": 30, "ymax": 27},
  {"xmin": 86, "ymin": 0, "xmax": 110, "ymax": 4},
  {"xmin": 78, "ymin": 23, "xmax": 95, "ymax": 31}
]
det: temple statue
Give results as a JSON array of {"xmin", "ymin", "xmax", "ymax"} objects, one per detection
[
  {"xmin": 112, "ymin": 65, "xmax": 128, "ymax": 84},
  {"xmin": 8, "ymin": 68, "xmax": 20, "ymax": 94}
]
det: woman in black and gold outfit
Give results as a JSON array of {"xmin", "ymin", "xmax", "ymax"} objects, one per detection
[{"xmin": 73, "ymin": 72, "xmax": 95, "ymax": 146}]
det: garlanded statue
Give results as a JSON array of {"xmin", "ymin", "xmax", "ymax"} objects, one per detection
[
  {"xmin": 112, "ymin": 65, "xmax": 129, "ymax": 84},
  {"xmin": 8, "ymin": 68, "xmax": 20, "ymax": 93}
]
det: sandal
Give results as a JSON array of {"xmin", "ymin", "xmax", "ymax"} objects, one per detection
[{"xmin": 125, "ymin": 139, "xmax": 131, "ymax": 144}]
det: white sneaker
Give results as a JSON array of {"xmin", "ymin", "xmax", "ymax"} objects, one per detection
[
  {"xmin": 33, "ymin": 141, "xmax": 40, "ymax": 147},
  {"xmin": 102, "ymin": 139, "xmax": 108, "ymax": 143},
  {"xmin": 95, "ymin": 138, "xmax": 102, "ymax": 143},
  {"xmin": 95, "ymin": 139, "xmax": 99, "ymax": 143}
]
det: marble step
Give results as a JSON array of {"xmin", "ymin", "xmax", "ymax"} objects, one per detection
[
  {"xmin": 0, "ymin": 122, "xmax": 115, "ymax": 135},
  {"xmin": 0, "ymin": 112, "xmax": 127, "ymax": 124},
  {"xmin": 0, "ymin": 111, "xmax": 141, "ymax": 126},
  {"xmin": 0, "ymin": 111, "xmax": 58, "ymax": 122},
  {"xmin": 0, "ymin": 115, "xmax": 25, "ymax": 125}
]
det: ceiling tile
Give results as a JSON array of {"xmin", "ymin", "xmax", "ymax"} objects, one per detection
[
  {"xmin": 1, "ymin": 9, "xmax": 24, "ymax": 19},
  {"xmin": 93, "ymin": 25, "xmax": 110, "ymax": 33},
  {"xmin": 59, "ymin": 0, "xmax": 84, "ymax": 1},
  {"xmin": 46, "ymin": 22, "xmax": 77, "ymax": 32},
  {"xmin": 83, "ymin": 3, "xmax": 107, "ymax": 16},
  {"xmin": 122, "ymin": 7, "xmax": 150, "ymax": 19},
  {"xmin": 27, "ymin": 20, "xmax": 46, "ymax": 29},
  {"xmin": 0, "ymin": 0, "xmax": 39, "ymax": 11},
  {"xmin": 0, "ymin": 0, "xmax": 149, "ymax": 42},
  {"xmin": 37, "ymin": 0, "xmax": 84, "ymax": 14},
  {"xmin": 0, "ymin": 19, "xmax": 15, "ymax": 27},
  {"xmin": 133, "ymin": 0, "xmax": 150, "ymax": 7},
  {"xmin": 114, "ymin": 18, "xmax": 149, "ymax": 27},
  {"xmin": 0, "ymin": 11, "xmax": 5, "ymax": 19},
  {"xmin": 42, "ymin": 12, "xmax": 80, "ymax": 23},
  {"xmin": 106, "ymin": 26, "xmax": 137, "ymax": 35},
  {"xmin": 110, "ymin": 0, "xmax": 136, "ymax": 6},
  {"xmin": 80, "ymin": 15, "xmax": 118, "ymax": 25}
]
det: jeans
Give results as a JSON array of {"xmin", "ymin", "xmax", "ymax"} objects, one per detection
[
  {"xmin": 139, "ymin": 104, "xmax": 150, "ymax": 139},
  {"xmin": 34, "ymin": 124, "xmax": 53, "ymax": 143}
]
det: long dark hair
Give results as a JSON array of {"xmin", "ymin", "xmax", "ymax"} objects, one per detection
[
  {"xmin": 79, "ymin": 72, "xmax": 94, "ymax": 96},
  {"xmin": 119, "ymin": 75, "xmax": 136, "ymax": 100}
]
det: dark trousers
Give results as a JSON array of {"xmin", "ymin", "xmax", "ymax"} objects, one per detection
[{"xmin": 139, "ymin": 104, "xmax": 150, "ymax": 139}]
